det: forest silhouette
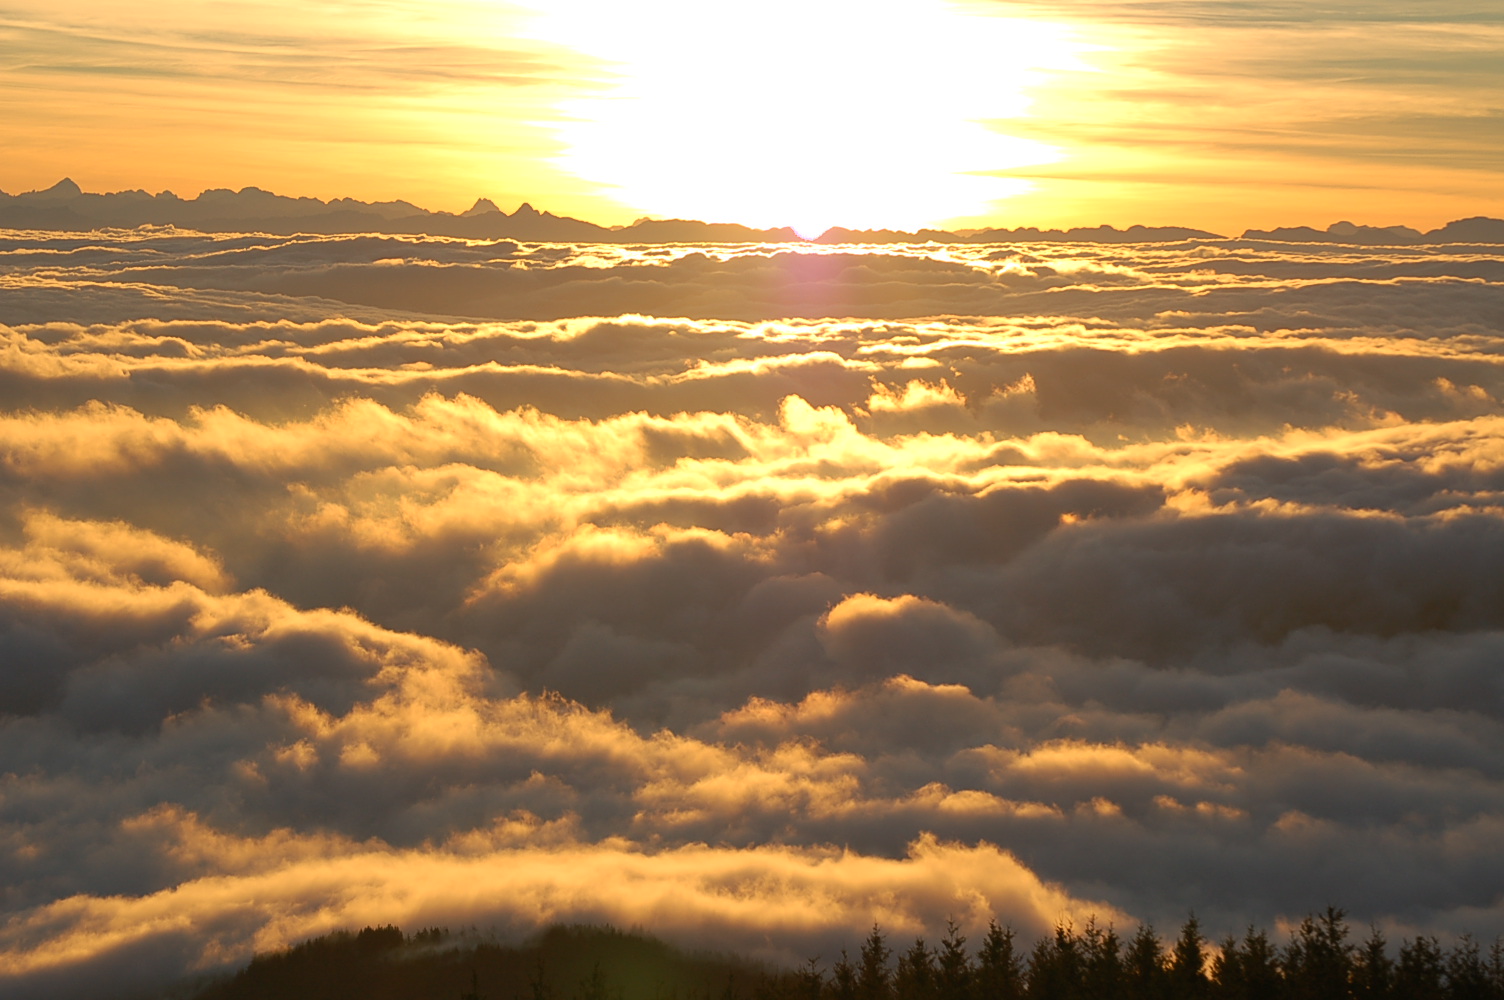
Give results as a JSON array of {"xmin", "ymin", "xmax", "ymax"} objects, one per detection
[{"xmin": 186, "ymin": 909, "xmax": 1504, "ymax": 1000}]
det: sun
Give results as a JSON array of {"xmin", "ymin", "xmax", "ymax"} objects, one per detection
[{"xmin": 520, "ymin": 0, "xmax": 1084, "ymax": 236}]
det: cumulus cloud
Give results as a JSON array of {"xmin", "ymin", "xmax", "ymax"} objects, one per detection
[{"xmin": 2, "ymin": 230, "xmax": 1504, "ymax": 995}]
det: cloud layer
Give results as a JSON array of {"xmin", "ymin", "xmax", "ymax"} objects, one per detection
[{"xmin": 2, "ymin": 230, "xmax": 1504, "ymax": 996}]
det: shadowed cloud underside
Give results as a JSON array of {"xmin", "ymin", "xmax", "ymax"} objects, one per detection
[{"xmin": 0, "ymin": 230, "xmax": 1503, "ymax": 997}]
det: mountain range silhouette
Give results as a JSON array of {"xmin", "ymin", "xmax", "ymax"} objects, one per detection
[{"xmin": 3, "ymin": 179, "xmax": 1502, "ymax": 244}]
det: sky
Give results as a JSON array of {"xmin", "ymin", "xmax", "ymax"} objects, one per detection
[{"xmin": 1, "ymin": 0, "xmax": 1501, "ymax": 233}]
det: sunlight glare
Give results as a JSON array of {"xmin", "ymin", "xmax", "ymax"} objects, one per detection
[{"xmin": 521, "ymin": 0, "xmax": 1085, "ymax": 236}]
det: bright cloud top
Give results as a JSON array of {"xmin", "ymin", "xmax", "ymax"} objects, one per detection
[{"xmin": 1, "ymin": 230, "xmax": 1504, "ymax": 997}]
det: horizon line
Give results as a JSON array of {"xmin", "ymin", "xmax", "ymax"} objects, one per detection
[{"xmin": 4, "ymin": 177, "xmax": 1503, "ymax": 245}]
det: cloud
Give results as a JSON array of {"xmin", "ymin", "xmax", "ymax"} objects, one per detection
[
  {"xmin": 983, "ymin": 2, "xmax": 1504, "ymax": 232},
  {"xmin": 0, "ymin": 825, "xmax": 1119, "ymax": 1000},
  {"xmin": 10, "ymin": 229, "xmax": 1501, "ymax": 327},
  {"xmin": 2, "ymin": 230, "xmax": 1504, "ymax": 995}
]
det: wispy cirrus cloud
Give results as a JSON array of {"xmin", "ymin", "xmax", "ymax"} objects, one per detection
[
  {"xmin": 0, "ymin": 1, "xmax": 600, "ymax": 213},
  {"xmin": 968, "ymin": 0, "xmax": 1504, "ymax": 230}
]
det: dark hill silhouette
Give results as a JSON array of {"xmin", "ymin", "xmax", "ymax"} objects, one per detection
[
  {"xmin": 809, "ymin": 224, "xmax": 1222, "ymax": 244},
  {"xmin": 1430, "ymin": 216, "xmax": 1504, "ymax": 242},
  {"xmin": 2, "ymin": 179, "xmax": 1501, "ymax": 245},
  {"xmin": 174, "ymin": 911, "xmax": 1504, "ymax": 1000},
  {"xmin": 618, "ymin": 218, "xmax": 803, "ymax": 243},
  {"xmin": 961, "ymin": 223, "xmax": 1223, "ymax": 244},
  {"xmin": 0, "ymin": 181, "xmax": 623, "ymax": 242},
  {"xmin": 188, "ymin": 924, "xmax": 767, "ymax": 1000},
  {"xmin": 814, "ymin": 227, "xmax": 967, "ymax": 244},
  {"xmin": 0, "ymin": 181, "xmax": 793, "ymax": 243},
  {"xmin": 1242, "ymin": 217, "xmax": 1504, "ymax": 245}
]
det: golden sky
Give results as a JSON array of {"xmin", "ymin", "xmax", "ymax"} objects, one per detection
[{"xmin": 1, "ymin": 0, "xmax": 1501, "ymax": 232}]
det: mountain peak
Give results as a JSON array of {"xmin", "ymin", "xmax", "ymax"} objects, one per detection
[
  {"xmin": 462, "ymin": 198, "xmax": 501, "ymax": 217},
  {"xmin": 23, "ymin": 178, "xmax": 83, "ymax": 202},
  {"xmin": 511, "ymin": 202, "xmax": 541, "ymax": 218}
]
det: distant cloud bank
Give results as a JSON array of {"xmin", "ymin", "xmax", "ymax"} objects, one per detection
[{"xmin": 1, "ymin": 227, "xmax": 1504, "ymax": 997}]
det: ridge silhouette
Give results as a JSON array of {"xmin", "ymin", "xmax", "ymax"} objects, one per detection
[{"xmin": 5, "ymin": 179, "xmax": 1498, "ymax": 244}]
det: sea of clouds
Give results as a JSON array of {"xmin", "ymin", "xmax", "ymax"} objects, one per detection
[{"xmin": 2, "ymin": 229, "xmax": 1503, "ymax": 997}]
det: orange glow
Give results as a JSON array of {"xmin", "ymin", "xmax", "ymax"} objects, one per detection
[
  {"xmin": 2, "ymin": 2, "xmax": 1498, "ymax": 229},
  {"xmin": 519, "ymin": 0, "xmax": 1085, "ymax": 235}
]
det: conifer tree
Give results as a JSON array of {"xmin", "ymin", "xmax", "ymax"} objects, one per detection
[
  {"xmin": 1235, "ymin": 927, "xmax": 1281, "ymax": 1000},
  {"xmin": 1167, "ymin": 916, "xmax": 1208, "ymax": 1000},
  {"xmin": 1125, "ymin": 924, "xmax": 1167, "ymax": 1000},
  {"xmin": 1487, "ymin": 938, "xmax": 1504, "ymax": 1000},
  {"xmin": 531, "ymin": 954, "xmax": 555, "ymax": 1000},
  {"xmin": 1210, "ymin": 936, "xmax": 1244, "ymax": 1000},
  {"xmin": 859, "ymin": 926, "xmax": 893, "ymax": 1000},
  {"xmin": 1395, "ymin": 936, "xmax": 1446, "ymax": 1000},
  {"xmin": 1350, "ymin": 927, "xmax": 1393, "ymax": 1000},
  {"xmin": 1081, "ymin": 919, "xmax": 1123, "ymax": 1000},
  {"xmin": 795, "ymin": 958, "xmax": 825, "ymax": 1000},
  {"xmin": 1027, "ymin": 924, "xmax": 1085, "ymax": 1000},
  {"xmin": 578, "ymin": 962, "xmax": 611, "ymax": 1000},
  {"xmin": 936, "ymin": 921, "xmax": 972, "ymax": 1000},
  {"xmin": 896, "ymin": 937, "xmax": 937, "ymax": 1000},
  {"xmin": 974, "ymin": 921, "xmax": 1024, "ymax": 1000},
  {"xmin": 828, "ymin": 950, "xmax": 859, "ymax": 1000},
  {"xmin": 1281, "ymin": 908, "xmax": 1351, "ymax": 1000},
  {"xmin": 1445, "ymin": 935, "xmax": 1491, "ymax": 1000}
]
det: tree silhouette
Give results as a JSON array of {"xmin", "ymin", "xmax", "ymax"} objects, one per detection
[
  {"xmin": 1351, "ymin": 926, "xmax": 1393, "ymax": 1000},
  {"xmin": 859, "ymin": 926, "xmax": 893, "ymax": 1000},
  {"xmin": 1282, "ymin": 907, "xmax": 1350, "ymax": 1000},
  {"xmin": 1395, "ymin": 936, "xmax": 1446, "ymax": 1000},
  {"xmin": 794, "ymin": 957, "xmax": 824, "ymax": 1000},
  {"xmin": 974, "ymin": 921, "xmax": 1024, "ymax": 1000},
  {"xmin": 895, "ymin": 937, "xmax": 937, "ymax": 1000},
  {"xmin": 183, "ymin": 911, "xmax": 1504, "ymax": 1000},
  {"xmin": 1210, "ymin": 927, "xmax": 1281, "ymax": 1000},
  {"xmin": 1081, "ymin": 920, "xmax": 1124, "ymax": 1000},
  {"xmin": 1026, "ymin": 924, "xmax": 1085, "ymax": 1000},
  {"xmin": 578, "ymin": 962, "xmax": 612, "ymax": 1000},
  {"xmin": 530, "ymin": 954, "xmax": 555, "ymax": 1000},
  {"xmin": 1487, "ymin": 939, "xmax": 1504, "ymax": 1000},
  {"xmin": 1167, "ymin": 916, "xmax": 1208, "ymax": 1000},
  {"xmin": 828, "ymin": 950, "xmax": 858, "ymax": 1000},
  {"xmin": 1239, "ymin": 927, "xmax": 1281, "ymax": 1000},
  {"xmin": 937, "ymin": 920, "xmax": 972, "ymax": 1000},
  {"xmin": 1124, "ymin": 924, "xmax": 1166, "ymax": 1000},
  {"xmin": 1444, "ymin": 935, "xmax": 1491, "ymax": 1000}
]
